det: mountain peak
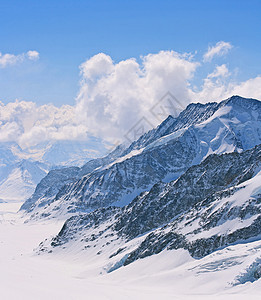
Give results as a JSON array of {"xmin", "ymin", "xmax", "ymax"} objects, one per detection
[{"xmin": 222, "ymin": 95, "xmax": 261, "ymax": 108}]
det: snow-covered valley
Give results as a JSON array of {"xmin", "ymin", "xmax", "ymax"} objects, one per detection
[{"xmin": 1, "ymin": 201, "xmax": 261, "ymax": 299}]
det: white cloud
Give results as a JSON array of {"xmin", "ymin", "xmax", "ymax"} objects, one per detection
[
  {"xmin": 0, "ymin": 121, "xmax": 21, "ymax": 142},
  {"xmin": 75, "ymin": 51, "xmax": 261, "ymax": 144},
  {"xmin": 207, "ymin": 64, "xmax": 230, "ymax": 78},
  {"xmin": 0, "ymin": 53, "xmax": 22, "ymax": 68},
  {"xmin": 76, "ymin": 51, "xmax": 198, "ymax": 142},
  {"xmin": 192, "ymin": 72, "xmax": 261, "ymax": 104},
  {"xmin": 203, "ymin": 41, "xmax": 233, "ymax": 62},
  {"xmin": 0, "ymin": 100, "xmax": 89, "ymax": 148},
  {"xmin": 27, "ymin": 50, "xmax": 39, "ymax": 61},
  {"xmin": 0, "ymin": 50, "xmax": 39, "ymax": 68},
  {"xmin": 191, "ymin": 64, "xmax": 231, "ymax": 102},
  {"xmin": 80, "ymin": 53, "xmax": 113, "ymax": 81},
  {"xmin": 229, "ymin": 76, "xmax": 261, "ymax": 99},
  {"xmin": 1, "ymin": 48, "xmax": 261, "ymax": 149}
]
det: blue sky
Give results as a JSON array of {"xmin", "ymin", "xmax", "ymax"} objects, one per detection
[{"xmin": 0, "ymin": 0, "xmax": 261, "ymax": 106}]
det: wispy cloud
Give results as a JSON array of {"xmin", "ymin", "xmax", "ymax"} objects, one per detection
[
  {"xmin": 207, "ymin": 64, "xmax": 230, "ymax": 78},
  {"xmin": 203, "ymin": 41, "xmax": 233, "ymax": 62},
  {"xmin": 0, "ymin": 50, "xmax": 39, "ymax": 68}
]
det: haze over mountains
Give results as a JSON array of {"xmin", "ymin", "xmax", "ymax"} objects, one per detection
[{"xmin": 0, "ymin": 139, "xmax": 107, "ymax": 201}]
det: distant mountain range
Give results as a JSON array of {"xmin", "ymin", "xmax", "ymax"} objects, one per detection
[{"xmin": 0, "ymin": 139, "xmax": 108, "ymax": 201}]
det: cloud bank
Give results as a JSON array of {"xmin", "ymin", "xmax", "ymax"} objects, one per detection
[
  {"xmin": 1, "ymin": 42, "xmax": 261, "ymax": 148},
  {"xmin": 0, "ymin": 100, "xmax": 87, "ymax": 148}
]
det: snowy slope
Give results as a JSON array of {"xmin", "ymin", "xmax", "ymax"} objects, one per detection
[
  {"xmin": 1, "ymin": 201, "xmax": 261, "ymax": 299},
  {"xmin": 0, "ymin": 160, "xmax": 49, "ymax": 201}
]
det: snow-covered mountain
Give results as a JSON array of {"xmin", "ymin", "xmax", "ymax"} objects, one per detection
[
  {"xmin": 0, "ymin": 139, "xmax": 109, "ymax": 202},
  {"xmin": 20, "ymin": 144, "xmax": 125, "ymax": 212},
  {"xmin": 11, "ymin": 139, "xmax": 109, "ymax": 168},
  {"xmin": 13, "ymin": 95, "xmax": 261, "ymax": 292},
  {"xmin": 40, "ymin": 139, "xmax": 108, "ymax": 167},
  {"xmin": 21, "ymin": 96, "xmax": 261, "ymax": 219},
  {"xmin": 0, "ymin": 159, "xmax": 48, "ymax": 202},
  {"xmin": 38, "ymin": 143, "xmax": 261, "ymax": 284}
]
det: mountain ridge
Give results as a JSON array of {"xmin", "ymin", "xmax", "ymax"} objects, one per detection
[{"xmin": 21, "ymin": 96, "xmax": 261, "ymax": 219}]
